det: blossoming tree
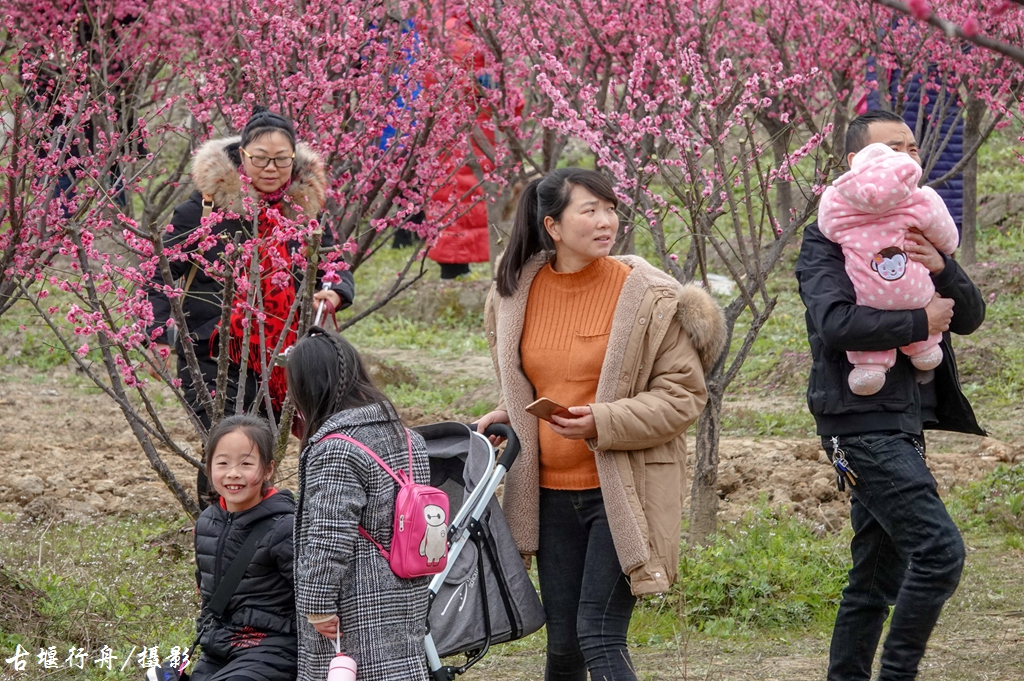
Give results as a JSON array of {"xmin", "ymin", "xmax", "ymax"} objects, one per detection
[
  {"xmin": 3, "ymin": 0, "xmax": 1022, "ymax": 524},
  {"xmin": 459, "ymin": 0, "xmax": 1023, "ymax": 541},
  {"xmin": 1, "ymin": 0, "xmax": 488, "ymax": 516}
]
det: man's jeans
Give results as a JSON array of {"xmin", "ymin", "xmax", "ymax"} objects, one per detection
[
  {"xmin": 537, "ymin": 488, "xmax": 637, "ymax": 681},
  {"xmin": 824, "ymin": 432, "xmax": 965, "ymax": 681}
]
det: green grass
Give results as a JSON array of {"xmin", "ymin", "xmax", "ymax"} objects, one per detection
[
  {"xmin": 0, "ymin": 513, "xmax": 197, "ymax": 680},
  {"xmin": 638, "ymin": 506, "xmax": 849, "ymax": 638},
  {"xmin": 343, "ymin": 314, "xmax": 488, "ymax": 359},
  {"xmin": 977, "ymin": 126, "xmax": 1024, "ymax": 197},
  {"xmin": 388, "ymin": 376, "xmax": 491, "ymax": 416},
  {"xmin": 1, "ymin": 463, "xmax": 1022, "ymax": 678},
  {"xmin": 947, "ymin": 463, "xmax": 1024, "ymax": 541},
  {"xmin": 0, "ymin": 310, "xmax": 76, "ymax": 373},
  {"xmin": 720, "ymin": 406, "xmax": 816, "ymax": 438}
]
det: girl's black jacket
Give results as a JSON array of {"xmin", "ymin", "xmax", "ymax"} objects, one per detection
[{"xmin": 191, "ymin": 489, "xmax": 297, "ymax": 681}]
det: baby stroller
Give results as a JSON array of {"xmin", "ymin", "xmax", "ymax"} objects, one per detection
[{"xmin": 412, "ymin": 422, "xmax": 546, "ymax": 681}]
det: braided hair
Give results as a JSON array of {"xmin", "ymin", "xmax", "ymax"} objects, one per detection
[{"xmin": 286, "ymin": 327, "xmax": 399, "ymax": 449}]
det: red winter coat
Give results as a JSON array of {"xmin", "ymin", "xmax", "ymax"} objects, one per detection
[{"xmin": 426, "ymin": 15, "xmax": 492, "ymax": 265}]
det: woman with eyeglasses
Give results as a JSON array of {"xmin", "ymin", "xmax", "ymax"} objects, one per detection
[{"xmin": 146, "ymin": 106, "xmax": 355, "ymax": 506}]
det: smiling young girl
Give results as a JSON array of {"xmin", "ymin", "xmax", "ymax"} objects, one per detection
[
  {"xmin": 191, "ymin": 415, "xmax": 297, "ymax": 681},
  {"xmin": 477, "ymin": 168, "xmax": 725, "ymax": 680}
]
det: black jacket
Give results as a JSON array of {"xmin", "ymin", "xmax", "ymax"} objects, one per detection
[
  {"xmin": 795, "ymin": 221, "xmax": 985, "ymax": 437},
  {"xmin": 193, "ymin": 489, "xmax": 296, "ymax": 676},
  {"xmin": 147, "ymin": 137, "xmax": 355, "ymax": 344}
]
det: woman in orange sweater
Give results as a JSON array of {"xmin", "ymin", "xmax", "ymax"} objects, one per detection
[{"xmin": 478, "ymin": 169, "xmax": 724, "ymax": 680}]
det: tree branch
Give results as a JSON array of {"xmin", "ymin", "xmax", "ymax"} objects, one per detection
[{"xmin": 872, "ymin": 0, "xmax": 1024, "ymax": 65}]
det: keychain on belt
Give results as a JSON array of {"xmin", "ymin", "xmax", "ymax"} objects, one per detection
[{"xmin": 830, "ymin": 436, "xmax": 859, "ymax": 491}]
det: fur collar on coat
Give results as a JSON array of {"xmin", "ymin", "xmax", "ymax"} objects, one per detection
[{"xmin": 190, "ymin": 136, "xmax": 327, "ymax": 220}]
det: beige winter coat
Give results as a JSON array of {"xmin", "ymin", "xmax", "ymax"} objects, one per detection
[{"xmin": 485, "ymin": 254, "xmax": 727, "ymax": 595}]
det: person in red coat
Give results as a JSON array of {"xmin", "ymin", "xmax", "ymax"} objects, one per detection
[{"xmin": 426, "ymin": 12, "xmax": 493, "ymax": 279}]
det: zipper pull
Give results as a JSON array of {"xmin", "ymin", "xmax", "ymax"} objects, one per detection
[{"xmin": 399, "ymin": 514, "xmax": 405, "ymax": 532}]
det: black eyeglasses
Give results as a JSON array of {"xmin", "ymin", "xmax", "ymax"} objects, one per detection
[{"xmin": 240, "ymin": 147, "xmax": 295, "ymax": 169}]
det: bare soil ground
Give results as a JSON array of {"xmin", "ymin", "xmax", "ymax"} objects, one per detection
[
  {"xmin": 0, "ymin": 362, "xmax": 1017, "ymax": 524},
  {"xmin": 2, "ymin": 360, "xmax": 1022, "ymax": 680}
]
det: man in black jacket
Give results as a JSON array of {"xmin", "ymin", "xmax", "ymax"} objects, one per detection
[{"xmin": 796, "ymin": 109, "xmax": 985, "ymax": 681}]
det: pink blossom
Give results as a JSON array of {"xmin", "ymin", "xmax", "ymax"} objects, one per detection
[{"xmin": 907, "ymin": 0, "xmax": 931, "ymax": 20}]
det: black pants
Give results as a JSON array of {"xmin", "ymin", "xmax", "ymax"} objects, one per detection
[
  {"xmin": 439, "ymin": 262, "xmax": 471, "ymax": 279},
  {"xmin": 177, "ymin": 337, "xmax": 263, "ymax": 507},
  {"xmin": 537, "ymin": 488, "xmax": 637, "ymax": 681},
  {"xmin": 189, "ymin": 637, "xmax": 297, "ymax": 681},
  {"xmin": 825, "ymin": 432, "xmax": 965, "ymax": 681}
]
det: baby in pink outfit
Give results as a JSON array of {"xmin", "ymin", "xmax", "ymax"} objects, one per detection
[{"xmin": 818, "ymin": 142, "xmax": 960, "ymax": 396}]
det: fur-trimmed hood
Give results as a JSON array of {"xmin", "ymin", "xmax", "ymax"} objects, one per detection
[
  {"xmin": 613, "ymin": 255, "xmax": 727, "ymax": 372},
  {"xmin": 190, "ymin": 136, "xmax": 327, "ymax": 220}
]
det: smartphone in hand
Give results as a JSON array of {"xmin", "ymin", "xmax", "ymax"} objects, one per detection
[{"xmin": 525, "ymin": 397, "xmax": 572, "ymax": 422}]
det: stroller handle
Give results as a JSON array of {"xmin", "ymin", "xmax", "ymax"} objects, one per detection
[{"xmin": 479, "ymin": 423, "xmax": 521, "ymax": 471}]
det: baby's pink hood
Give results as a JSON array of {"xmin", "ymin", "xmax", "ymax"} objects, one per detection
[{"xmin": 832, "ymin": 143, "xmax": 923, "ymax": 214}]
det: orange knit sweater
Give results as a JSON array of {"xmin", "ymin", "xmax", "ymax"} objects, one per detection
[{"xmin": 520, "ymin": 257, "xmax": 630, "ymax": 489}]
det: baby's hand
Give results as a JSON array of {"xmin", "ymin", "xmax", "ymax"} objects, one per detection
[{"xmin": 905, "ymin": 229, "xmax": 945, "ymax": 275}]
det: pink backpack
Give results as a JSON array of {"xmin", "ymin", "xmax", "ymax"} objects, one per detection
[{"xmin": 321, "ymin": 430, "xmax": 449, "ymax": 579}]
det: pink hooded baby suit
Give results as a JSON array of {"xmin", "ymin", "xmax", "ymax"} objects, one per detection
[{"xmin": 818, "ymin": 143, "xmax": 959, "ymax": 396}]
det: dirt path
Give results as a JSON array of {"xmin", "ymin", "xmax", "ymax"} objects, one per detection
[
  {"xmin": 0, "ymin": 361, "xmax": 1017, "ymax": 523},
  {"xmin": 467, "ymin": 532, "xmax": 1024, "ymax": 680}
]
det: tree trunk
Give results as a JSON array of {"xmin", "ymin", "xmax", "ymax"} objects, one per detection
[
  {"xmin": 960, "ymin": 96, "xmax": 985, "ymax": 266},
  {"xmin": 689, "ymin": 378, "xmax": 722, "ymax": 545},
  {"xmin": 612, "ymin": 221, "xmax": 636, "ymax": 255},
  {"xmin": 832, "ymin": 94, "xmax": 851, "ymax": 162},
  {"xmin": 487, "ymin": 181, "xmax": 519, "ymax": 277},
  {"xmin": 772, "ymin": 132, "xmax": 793, "ymax": 224}
]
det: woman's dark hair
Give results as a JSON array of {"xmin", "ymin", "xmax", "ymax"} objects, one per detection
[
  {"xmin": 240, "ymin": 105, "xmax": 297, "ymax": 150},
  {"xmin": 495, "ymin": 168, "xmax": 618, "ymax": 297},
  {"xmin": 845, "ymin": 109, "xmax": 906, "ymax": 157},
  {"xmin": 286, "ymin": 328, "xmax": 398, "ymax": 449},
  {"xmin": 204, "ymin": 414, "xmax": 276, "ymax": 501}
]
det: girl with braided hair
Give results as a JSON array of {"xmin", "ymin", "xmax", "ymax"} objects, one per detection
[{"xmin": 286, "ymin": 328, "xmax": 430, "ymax": 681}]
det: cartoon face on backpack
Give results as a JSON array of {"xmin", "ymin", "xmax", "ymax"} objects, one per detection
[
  {"xmin": 871, "ymin": 247, "xmax": 908, "ymax": 281},
  {"xmin": 419, "ymin": 504, "xmax": 448, "ymax": 566}
]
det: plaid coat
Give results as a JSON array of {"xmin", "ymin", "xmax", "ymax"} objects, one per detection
[{"xmin": 294, "ymin": 403, "xmax": 430, "ymax": 681}]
